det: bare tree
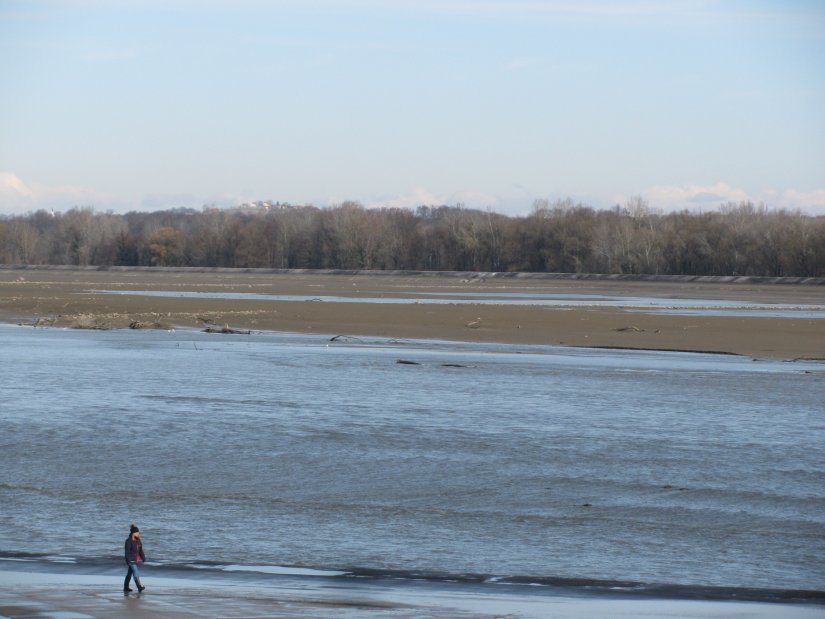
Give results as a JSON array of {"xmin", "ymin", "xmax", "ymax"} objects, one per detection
[{"xmin": 2, "ymin": 203, "xmax": 823, "ymax": 276}]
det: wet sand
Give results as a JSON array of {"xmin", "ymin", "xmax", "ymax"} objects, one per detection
[
  {"xmin": 1, "ymin": 566, "xmax": 822, "ymax": 619},
  {"xmin": 0, "ymin": 269, "xmax": 825, "ymax": 359},
  {"xmin": 0, "ymin": 267, "xmax": 823, "ymax": 360}
]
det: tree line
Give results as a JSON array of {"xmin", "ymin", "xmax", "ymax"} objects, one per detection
[{"xmin": 1, "ymin": 199, "xmax": 824, "ymax": 277}]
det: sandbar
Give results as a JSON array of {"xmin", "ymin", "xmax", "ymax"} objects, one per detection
[{"xmin": 0, "ymin": 267, "xmax": 823, "ymax": 360}]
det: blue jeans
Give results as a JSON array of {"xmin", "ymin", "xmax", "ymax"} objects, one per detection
[{"xmin": 124, "ymin": 562, "xmax": 142, "ymax": 590}]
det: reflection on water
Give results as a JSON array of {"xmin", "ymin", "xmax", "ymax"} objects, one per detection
[
  {"xmin": 1, "ymin": 325, "xmax": 823, "ymax": 591},
  {"xmin": 88, "ymin": 289, "xmax": 825, "ymax": 318}
]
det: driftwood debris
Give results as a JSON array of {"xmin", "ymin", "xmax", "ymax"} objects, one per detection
[
  {"xmin": 203, "ymin": 324, "xmax": 251, "ymax": 335},
  {"xmin": 330, "ymin": 335, "xmax": 364, "ymax": 343},
  {"xmin": 130, "ymin": 320, "xmax": 173, "ymax": 330},
  {"xmin": 396, "ymin": 360, "xmax": 473, "ymax": 368}
]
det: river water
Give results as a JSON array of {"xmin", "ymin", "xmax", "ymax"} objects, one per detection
[
  {"xmin": 93, "ymin": 289, "xmax": 825, "ymax": 318},
  {"xmin": 1, "ymin": 325, "xmax": 823, "ymax": 598}
]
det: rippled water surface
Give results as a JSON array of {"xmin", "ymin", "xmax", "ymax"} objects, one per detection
[{"xmin": 1, "ymin": 325, "xmax": 823, "ymax": 591}]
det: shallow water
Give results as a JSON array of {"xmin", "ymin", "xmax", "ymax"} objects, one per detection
[
  {"xmin": 89, "ymin": 289, "xmax": 825, "ymax": 318},
  {"xmin": 1, "ymin": 325, "xmax": 823, "ymax": 594}
]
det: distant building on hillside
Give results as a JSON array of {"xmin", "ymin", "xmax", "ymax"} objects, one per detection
[{"xmin": 235, "ymin": 200, "xmax": 294, "ymax": 214}]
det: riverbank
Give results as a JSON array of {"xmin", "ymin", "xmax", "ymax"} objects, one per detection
[{"xmin": 0, "ymin": 267, "xmax": 823, "ymax": 360}]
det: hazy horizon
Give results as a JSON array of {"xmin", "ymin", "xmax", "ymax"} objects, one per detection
[{"xmin": 1, "ymin": 0, "xmax": 823, "ymax": 216}]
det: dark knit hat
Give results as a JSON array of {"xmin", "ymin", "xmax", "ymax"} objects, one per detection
[{"xmin": 130, "ymin": 524, "xmax": 139, "ymax": 534}]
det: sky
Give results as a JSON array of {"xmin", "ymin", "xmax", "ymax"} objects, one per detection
[{"xmin": 1, "ymin": 0, "xmax": 823, "ymax": 216}]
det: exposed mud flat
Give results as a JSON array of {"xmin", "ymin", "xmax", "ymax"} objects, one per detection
[{"xmin": 0, "ymin": 267, "xmax": 822, "ymax": 359}]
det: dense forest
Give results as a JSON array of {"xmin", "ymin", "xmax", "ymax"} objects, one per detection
[{"xmin": 1, "ymin": 199, "xmax": 824, "ymax": 277}]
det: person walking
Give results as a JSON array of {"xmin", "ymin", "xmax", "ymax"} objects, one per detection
[{"xmin": 124, "ymin": 524, "xmax": 146, "ymax": 593}]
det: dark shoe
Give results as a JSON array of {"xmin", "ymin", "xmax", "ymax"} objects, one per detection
[
  {"xmin": 124, "ymin": 587, "xmax": 133, "ymax": 592},
  {"xmin": 137, "ymin": 586, "xmax": 145, "ymax": 593}
]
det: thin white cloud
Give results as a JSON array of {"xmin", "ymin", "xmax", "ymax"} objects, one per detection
[
  {"xmin": 447, "ymin": 190, "xmax": 499, "ymax": 209},
  {"xmin": 4, "ymin": 171, "xmax": 823, "ymax": 217},
  {"xmin": 0, "ymin": 172, "xmax": 36, "ymax": 211},
  {"xmin": 764, "ymin": 188, "xmax": 825, "ymax": 214},
  {"xmin": 365, "ymin": 188, "xmax": 448, "ymax": 209},
  {"xmin": 640, "ymin": 182, "xmax": 751, "ymax": 212},
  {"xmin": 364, "ymin": 183, "xmax": 825, "ymax": 216},
  {"xmin": 0, "ymin": 172, "xmax": 38, "ymax": 213},
  {"xmin": 0, "ymin": 171, "xmax": 115, "ymax": 214},
  {"xmin": 633, "ymin": 183, "xmax": 825, "ymax": 215},
  {"xmin": 365, "ymin": 187, "xmax": 500, "ymax": 210}
]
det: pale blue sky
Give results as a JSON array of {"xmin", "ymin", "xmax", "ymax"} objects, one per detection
[{"xmin": 1, "ymin": 0, "xmax": 823, "ymax": 214}]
